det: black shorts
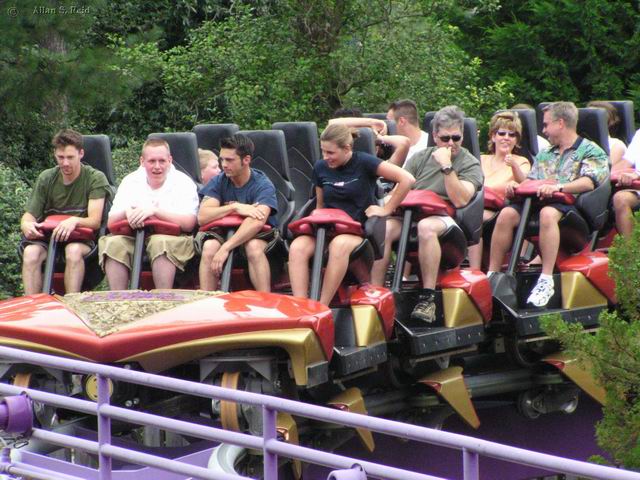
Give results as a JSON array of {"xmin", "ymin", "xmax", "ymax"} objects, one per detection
[{"xmin": 505, "ymin": 201, "xmax": 578, "ymax": 218}]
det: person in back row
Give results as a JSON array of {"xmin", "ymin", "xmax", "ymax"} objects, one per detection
[
  {"xmin": 387, "ymin": 99, "xmax": 430, "ymax": 166},
  {"xmin": 288, "ymin": 123, "xmax": 415, "ymax": 306},
  {"xmin": 371, "ymin": 106, "xmax": 484, "ymax": 323},
  {"xmin": 99, "ymin": 138, "xmax": 199, "ymax": 289},
  {"xmin": 586, "ymin": 100, "xmax": 627, "ymax": 169},
  {"xmin": 20, "ymin": 129, "xmax": 111, "ymax": 294},
  {"xmin": 199, "ymin": 148, "xmax": 220, "ymax": 185},
  {"xmin": 487, "ymin": 102, "xmax": 609, "ymax": 307},
  {"xmin": 197, "ymin": 134, "xmax": 279, "ymax": 292}
]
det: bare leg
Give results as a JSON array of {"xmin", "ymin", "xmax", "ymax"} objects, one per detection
[
  {"xmin": 151, "ymin": 254, "xmax": 176, "ymax": 289},
  {"xmin": 613, "ymin": 191, "xmax": 640, "ymax": 237},
  {"xmin": 416, "ymin": 217, "xmax": 447, "ymax": 290},
  {"xmin": 320, "ymin": 234, "xmax": 364, "ymax": 306},
  {"xmin": 371, "ymin": 218, "xmax": 402, "ymax": 285},
  {"xmin": 488, "ymin": 207, "xmax": 521, "ymax": 272},
  {"xmin": 199, "ymin": 239, "xmax": 222, "ymax": 291},
  {"xmin": 538, "ymin": 206, "xmax": 563, "ymax": 276},
  {"xmin": 22, "ymin": 244, "xmax": 47, "ymax": 295},
  {"xmin": 288, "ymin": 235, "xmax": 315, "ymax": 298},
  {"xmin": 245, "ymin": 239, "xmax": 270, "ymax": 292},
  {"xmin": 64, "ymin": 242, "xmax": 90, "ymax": 293},
  {"xmin": 468, "ymin": 209, "xmax": 496, "ymax": 270},
  {"xmin": 104, "ymin": 258, "xmax": 130, "ymax": 290}
]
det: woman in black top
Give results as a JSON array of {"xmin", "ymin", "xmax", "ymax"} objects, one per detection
[{"xmin": 288, "ymin": 123, "xmax": 415, "ymax": 305}]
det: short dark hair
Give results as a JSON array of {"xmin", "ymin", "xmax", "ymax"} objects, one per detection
[
  {"xmin": 333, "ymin": 107, "xmax": 363, "ymax": 118},
  {"xmin": 220, "ymin": 134, "xmax": 254, "ymax": 159},
  {"xmin": 387, "ymin": 99, "xmax": 419, "ymax": 126},
  {"xmin": 52, "ymin": 129, "xmax": 83, "ymax": 151}
]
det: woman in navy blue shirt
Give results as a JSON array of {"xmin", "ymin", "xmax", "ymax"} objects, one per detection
[{"xmin": 289, "ymin": 123, "xmax": 415, "ymax": 305}]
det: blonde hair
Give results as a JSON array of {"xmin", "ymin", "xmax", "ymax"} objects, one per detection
[
  {"xmin": 142, "ymin": 138, "xmax": 171, "ymax": 155},
  {"xmin": 321, "ymin": 123, "xmax": 358, "ymax": 148},
  {"xmin": 198, "ymin": 148, "xmax": 218, "ymax": 170},
  {"xmin": 487, "ymin": 111, "xmax": 523, "ymax": 153}
]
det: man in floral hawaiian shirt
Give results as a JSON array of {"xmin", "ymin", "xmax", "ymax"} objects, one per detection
[{"xmin": 487, "ymin": 102, "xmax": 608, "ymax": 308}]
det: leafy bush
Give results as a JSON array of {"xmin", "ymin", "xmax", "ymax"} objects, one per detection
[
  {"xmin": 543, "ymin": 216, "xmax": 640, "ymax": 470},
  {"xmin": 0, "ymin": 164, "xmax": 31, "ymax": 299}
]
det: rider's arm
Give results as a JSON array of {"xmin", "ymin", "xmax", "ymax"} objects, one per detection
[
  {"xmin": 198, "ymin": 197, "xmax": 239, "ymax": 224},
  {"xmin": 328, "ymin": 117, "xmax": 387, "ymax": 135},
  {"xmin": 219, "ymin": 206, "xmax": 272, "ymax": 253},
  {"xmin": 376, "ymin": 162, "xmax": 415, "ymax": 214},
  {"xmin": 381, "ymin": 135, "xmax": 410, "ymax": 167}
]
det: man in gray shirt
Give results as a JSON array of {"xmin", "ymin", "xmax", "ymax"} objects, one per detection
[{"xmin": 371, "ymin": 106, "xmax": 483, "ymax": 322}]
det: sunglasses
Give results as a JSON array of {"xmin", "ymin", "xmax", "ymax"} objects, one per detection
[
  {"xmin": 496, "ymin": 130, "xmax": 517, "ymax": 138},
  {"xmin": 438, "ymin": 134, "xmax": 462, "ymax": 143}
]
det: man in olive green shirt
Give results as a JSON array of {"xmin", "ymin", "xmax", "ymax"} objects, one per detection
[
  {"xmin": 20, "ymin": 129, "xmax": 111, "ymax": 294},
  {"xmin": 371, "ymin": 106, "xmax": 483, "ymax": 322}
]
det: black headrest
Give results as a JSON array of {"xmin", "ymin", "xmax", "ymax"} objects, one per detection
[
  {"xmin": 239, "ymin": 130, "xmax": 296, "ymax": 232},
  {"xmin": 426, "ymin": 117, "xmax": 481, "ymax": 160},
  {"xmin": 147, "ymin": 132, "xmax": 201, "ymax": 183},
  {"xmin": 192, "ymin": 124, "xmax": 240, "ymax": 155},
  {"xmin": 385, "ymin": 120, "xmax": 397, "ymax": 135},
  {"xmin": 577, "ymin": 108, "xmax": 610, "ymax": 155},
  {"xmin": 82, "ymin": 135, "xmax": 115, "ymax": 186},
  {"xmin": 272, "ymin": 122, "xmax": 320, "ymax": 211},
  {"xmin": 422, "ymin": 111, "xmax": 435, "ymax": 133},
  {"xmin": 605, "ymin": 100, "xmax": 635, "ymax": 145},
  {"xmin": 363, "ymin": 113, "xmax": 388, "ymax": 120},
  {"xmin": 353, "ymin": 128, "xmax": 376, "ymax": 156},
  {"xmin": 496, "ymin": 109, "xmax": 538, "ymax": 162}
]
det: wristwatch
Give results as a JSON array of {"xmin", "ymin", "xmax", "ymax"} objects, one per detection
[{"xmin": 441, "ymin": 165, "xmax": 453, "ymax": 175}]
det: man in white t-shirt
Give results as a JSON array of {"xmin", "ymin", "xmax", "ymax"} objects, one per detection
[
  {"xmin": 612, "ymin": 128, "xmax": 640, "ymax": 236},
  {"xmin": 98, "ymin": 138, "xmax": 199, "ymax": 289},
  {"xmin": 387, "ymin": 99, "xmax": 429, "ymax": 166}
]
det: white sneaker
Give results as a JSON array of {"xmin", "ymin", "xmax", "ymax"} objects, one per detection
[{"xmin": 527, "ymin": 277, "xmax": 554, "ymax": 307}]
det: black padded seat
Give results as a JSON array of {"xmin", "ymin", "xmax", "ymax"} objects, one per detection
[
  {"xmin": 238, "ymin": 130, "xmax": 296, "ymax": 236},
  {"xmin": 353, "ymin": 128, "xmax": 377, "ymax": 156},
  {"xmin": 272, "ymin": 121, "xmax": 320, "ymax": 211},
  {"xmin": 363, "ymin": 113, "xmax": 388, "ymax": 120},
  {"xmin": 193, "ymin": 123, "xmax": 240, "ymax": 155},
  {"xmin": 496, "ymin": 109, "xmax": 539, "ymax": 162},
  {"xmin": 422, "ymin": 111, "xmax": 435, "ymax": 134},
  {"xmin": 577, "ymin": 108, "xmax": 610, "ymax": 155},
  {"xmin": 426, "ymin": 116, "xmax": 481, "ymax": 160},
  {"xmin": 147, "ymin": 132, "xmax": 201, "ymax": 183},
  {"xmin": 605, "ymin": 100, "xmax": 635, "ymax": 145},
  {"xmin": 82, "ymin": 135, "xmax": 116, "ymax": 186}
]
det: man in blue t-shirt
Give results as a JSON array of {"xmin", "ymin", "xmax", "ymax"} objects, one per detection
[{"xmin": 197, "ymin": 134, "xmax": 278, "ymax": 291}]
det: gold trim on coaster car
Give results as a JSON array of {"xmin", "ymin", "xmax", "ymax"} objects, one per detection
[
  {"xmin": 351, "ymin": 305, "xmax": 385, "ymax": 347},
  {"xmin": 327, "ymin": 387, "xmax": 375, "ymax": 452},
  {"xmin": 121, "ymin": 328, "xmax": 327, "ymax": 386},
  {"xmin": 277, "ymin": 413, "xmax": 302, "ymax": 479},
  {"xmin": 0, "ymin": 337, "xmax": 91, "ymax": 361},
  {"xmin": 560, "ymin": 272, "xmax": 608, "ymax": 309},
  {"xmin": 544, "ymin": 352, "xmax": 606, "ymax": 405},
  {"xmin": 442, "ymin": 288, "xmax": 484, "ymax": 328},
  {"xmin": 419, "ymin": 366, "xmax": 480, "ymax": 429}
]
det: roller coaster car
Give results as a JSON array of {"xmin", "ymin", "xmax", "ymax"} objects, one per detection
[
  {"xmin": 287, "ymin": 208, "xmax": 394, "ymax": 378},
  {"xmin": 489, "ymin": 178, "xmax": 615, "ymax": 358},
  {"xmin": 21, "ymin": 215, "xmax": 102, "ymax": 295},
  {"xmin": 390, "ymin": 189, "xmax": 491, "ymax": 359}
]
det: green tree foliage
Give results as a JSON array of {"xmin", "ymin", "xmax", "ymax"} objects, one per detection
[
  {"xmin": 110, "ymin": 1, "xmax": 512, "ymax": 132},
  {"xmin": 450, "ymin": 0, "xmax": 640, "ymax": 107},
  {"xmin": 0, "ymin": 165, "xmax": 31, "ymax": 299},
  {"xmin": 543, "ymin": 220, "xmax": 640, "ymax": 470}
]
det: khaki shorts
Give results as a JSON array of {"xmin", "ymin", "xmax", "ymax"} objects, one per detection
[{"xmin": 98, "ymin": 234, "xmax": 195, "ymax": 271}]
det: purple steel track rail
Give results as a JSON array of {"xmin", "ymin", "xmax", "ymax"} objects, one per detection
[{"xmin": 0, "ymin": 345, "xmax": 637, "ymax": 480}]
